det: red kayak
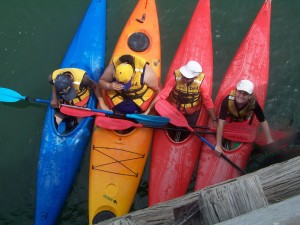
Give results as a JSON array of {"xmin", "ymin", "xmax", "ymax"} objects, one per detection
[
  {"xmin": 195, "ymin": 0, "xmax": 272, "ymax": 190},
  {"xmin": 149, "ymin": 0, "xmax": 213, "ymax": 206}
]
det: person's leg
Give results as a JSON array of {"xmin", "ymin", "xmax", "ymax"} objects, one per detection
[{"xmin": 54, "ymin": 109, "xmax": 65, "ymax": 125}]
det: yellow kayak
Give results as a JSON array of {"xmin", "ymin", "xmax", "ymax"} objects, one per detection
[{"xmin": 88, "ymin": 0, "xmax": 161, "ymax": 224}]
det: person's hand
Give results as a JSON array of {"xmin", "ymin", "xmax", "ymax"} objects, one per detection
[
  {"xmin": 267, "ymin": 137, "xmax": 274, "ymax": 144},
  {"xmin": 214, "ymin": 145, "xmax": 223, "ymax": 156},
  {"xmin": 111, "ymin": 82, "xmax": 124, "ymax": 91},
  {"xmin": 99, "ymin": 101, "xmax": 111, "ymax": 111},
  {"xmin": 50, "ymin": 99, "xmax": 60, "ymax": 108},
  {"xmin": 212, "ymin": 120, "xmax": 218, "ymax": 128},
  {"xmin": 142, "ymin": 108, "xmax": 151, "ymax": 115}
]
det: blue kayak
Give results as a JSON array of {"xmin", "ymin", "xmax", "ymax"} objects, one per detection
[{"xmin": 35, "ymin": 1, "xmax": 106, "ymax": 225}]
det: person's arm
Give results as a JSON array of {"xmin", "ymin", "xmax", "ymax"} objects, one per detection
[
  {"xmin": 143, "ymin": 64, "xmax": 162, "ymax": 93},
  {"xmin": 49, "ymin": 74, "xmax": 60, "ymax": 108},
  {"xmin": 81, "ymin": 74, "xmax": 104, "ymax": 108},
  {"xmin": 261, "ymin": 120, "xmax": 274, "ymax": 144},
  {"xmin": 214, "ymin": 97, "xmax": 229, "ymax": 155},
  {"xmin": 51, "ymin": 85, "xmax": 60, "ymax": 108},
  {"xmin": 142, "ymin": 65, "xmax": 161, "ymax": 114},
  {"xmin": 207, "ymin": 108, "xmax": 218, "ymax": 127},
  {"xmin": 97, "ymin": 90, "xmax": 110, "ymax": 111},
  {"xmin": 215, "ymin": 118, "xmax": 225, "ymax": 155},
  {"xmin": 98, "ymin": 63, "xmax": 123, "ymax": 91},
  {"xmin": 200, "ymin": 81, "xmax": 217, "ymax": 125},
  {"xmin": 143, "ymin": 72, "xmax": 175, "ymax": 115},
  {"xmin": 253, "ymin": 101, "xmax": 274, "ymax": 144}
]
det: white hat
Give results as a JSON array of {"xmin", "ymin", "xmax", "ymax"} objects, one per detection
[
  {"xmin": 236, "ymin": 80, "xmax": 254, "ymax": 94},
  {"xmin": 179, "ymin": 61, "xmax": 202, "ymax": 78}
]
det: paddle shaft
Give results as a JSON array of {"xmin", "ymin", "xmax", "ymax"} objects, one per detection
[
  {"xmin": 0, "ymin": 87, "xmax": 170, "ymax": 127},
  {"xmin": 94, "ymin": 116, "xmax": 250, "ymax": 141},
  {"xmin": 141, "ymin": 124, "xmax": 216, "ymax": 135},
  {"xmin": 185, "ymin": 126, "xmax": 246, "ymax": 175},
  {"xmin": 60, "ymin": 105, "xmax": 169, "ymax": 127},
  {"xmin": 30, "ymin": 98, "xmax": 51, "ymax": 104},
  {"xmin": 155, "ymin": 99, "xmax": 247, "ymax": 175}
]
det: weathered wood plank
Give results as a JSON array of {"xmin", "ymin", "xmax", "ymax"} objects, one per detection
[
  {"xmin": 197, "ymin": 175, "xmax": 268, "ymax": 224},
  {"xmin": 96, "ymin": 156, "xmax": 300, "ymax": 225},
  {"xmin": 217, "ymin": 194, "xmax": 300, "ymax": 225},
  {"xmin": 255, "ymin": 156, "xmax": 300, "ymax": 203}
]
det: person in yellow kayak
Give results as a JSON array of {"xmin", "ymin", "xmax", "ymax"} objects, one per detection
[
  {"xmin": 49, "ymin": 68, "xmax": 101, "ymax": 127},
  {"xmin": 146, "ymin": 60, "xmax": 217, "ymax": 126},
  {"xmin": 98, "ymin": 54, "xmax": 162, "ymax": 114},
  {"xmin": 215, "ymin": 79, "xmax": 274, "ymax": 154}
]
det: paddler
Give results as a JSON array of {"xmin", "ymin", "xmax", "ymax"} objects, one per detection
[
  {"xmin": 98, "ymin": 54, "xmax": 162, "ymax": 114},
  {"xmin": 215, "ymin": 79, "xmax": 274, "ymax": 154},
  {"xmin": 49, "ymin": 68, "xmax": 101, "ymax": 127},
  {"xmin": 147, "ymin": 60, "xmax": 217, "ymax": 126}
]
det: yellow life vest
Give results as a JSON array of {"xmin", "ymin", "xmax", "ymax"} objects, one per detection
[
  {"xmin": 107, "ymin": 55, "xmax": 154, "ymax": 110},
  {"xmin": 169, "ymin": 70, "xmax": 205, "ymax": 109},
  {"xmin": 227, "ymin": 90, "xmax": 253, "ymax": 121},
  {"xmin": 52, "ymin": 68, "xmax": 90, "ymax": 105}
]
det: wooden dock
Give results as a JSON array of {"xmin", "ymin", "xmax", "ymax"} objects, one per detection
[{"xmin": 95, "ymin": 156, "xmax": 300, "ymax": 225}]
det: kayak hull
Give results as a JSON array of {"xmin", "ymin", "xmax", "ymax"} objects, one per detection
[
  {"xmin": 88, "ymin": 0, "xmax": 161, "ymax": 223},
  {"xmin": 195, "ymin": 0, "xmax": 271, "ymax": 190},
  {"xmin": 35, "ymin": 1, "xmax": 106, "ymax": 225},
  {"xmin": 149, "ymin": 0, "xmax": 213, "ymax": 206}
]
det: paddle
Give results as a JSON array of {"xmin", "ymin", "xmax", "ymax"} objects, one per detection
[
  {"xmin": 60, "ymin": 105, "xmax": 169, "ymax": 127},
  {"xmin": 94, "ymin": 115, "xmax": 254, "ymax": 142},
  {"xmin": 95, "ymin": 116, "xmax": 143, "ymax": 130},
  {"xmin": 95, "ymin": 116, "xmax": 217, "ymax": 134},
  {"xmin": 255, "ymin": 130, "xmax": 290, "ymax": 146},
  {"xmin": 0, "ymin": 87, "xmax": 170, "ymax": 127},
  {"xmin": 155, "ymin": 99, "xmax": 247, "ymax": 175},
  {"xmin": 256, "ymin": 131, "xmax": 300, "ymax": 155},
  {"xmin": 247, "ymin": 132, "xmax": 300, "ymax": 173},
  {"xmin": 0, "ymin": 87, "xmax": 50, "ymax": 104}
]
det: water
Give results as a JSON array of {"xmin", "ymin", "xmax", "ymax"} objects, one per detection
[{"xmin": 0, "ymin": 0, "xmax": 299, "ymax": 224}]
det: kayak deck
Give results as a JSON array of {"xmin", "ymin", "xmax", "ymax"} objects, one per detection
[{"xmin": 195, "ymin": 0, "xmax": 271, "ymax": 190}]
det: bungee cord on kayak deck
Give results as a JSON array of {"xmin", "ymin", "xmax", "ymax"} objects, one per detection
[{"xmin": 92, "ymin": 146, "xmax": 145, "ymax": 177}]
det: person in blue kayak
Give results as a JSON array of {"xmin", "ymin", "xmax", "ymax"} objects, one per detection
[
  {"xmin": 215, "ymin": 79, "xmax": 274, "ymax": 154},
  {"xmin": 49, "ymin": 68, "xmax": 101, "ymax": 127},
  {"xmin": 98, "ymin": 54, "xmax": 162, "ymax": 114},
  {"xmin": 146, "ymin": 60, "xmax": 217, "ymax": 126}
]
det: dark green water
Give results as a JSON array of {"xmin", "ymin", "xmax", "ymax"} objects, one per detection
[{"xmin": 0, "ymin": 0, "xmax": 299, "ymax": 224}]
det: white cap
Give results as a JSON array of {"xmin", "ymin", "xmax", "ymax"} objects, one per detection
[
  {"xmin": 179, "ymin": 61, "xmax": 202, "ymax": 78},
  {"xmin": 236, "ymin": 80, "xmax": 254, "ymax": 94}
]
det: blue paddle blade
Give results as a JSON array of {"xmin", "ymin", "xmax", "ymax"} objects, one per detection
[
  {"xmin": 0, "ymin": 87, "xmax": 26, "ymax": 102},
  {"xmin": 126, "ymin": 114, "xmax": 170, "ymax": 127}
]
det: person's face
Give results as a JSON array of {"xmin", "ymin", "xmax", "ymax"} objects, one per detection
[
  {"xmin": 235, "ymin": 90, "xmax": 251, "ymax": 104},
  {"xmin": 181, "ymin": 76, "xmax": 194, "ymax": 84}
]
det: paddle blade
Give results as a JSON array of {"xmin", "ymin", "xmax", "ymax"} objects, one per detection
[
  {"xmin": 222, "ymin": 123, "xmax": 257, "ymax": 143},
  {"xmin": 0, "ymin": 87, "xmax": 26, "ymax": 102},
  {"xmin": 155, "ymin": 99, "xmax": 189, "ymax": 128},
  {"xmin": 60, "ymin": 105, "xmax": 105, "ymax": 117},
  {"xmin": 256, "ymin": 132, "xmax": 300, "ymax": 154},
  {"xmin": 255, "ymin": 130, "xmax": 289, "ymax": 146},
  {"xmin": 95, "ymin": 116, "xmax": 143, "ymax": 130},
  {"xmin": 126, "ymin": 113, "xmax": 170, "ymax": 127}
]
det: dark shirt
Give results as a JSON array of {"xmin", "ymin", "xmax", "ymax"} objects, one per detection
[{"xmin": 219, "ymin": 95, "xmax": 265, "ymax": 122}]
